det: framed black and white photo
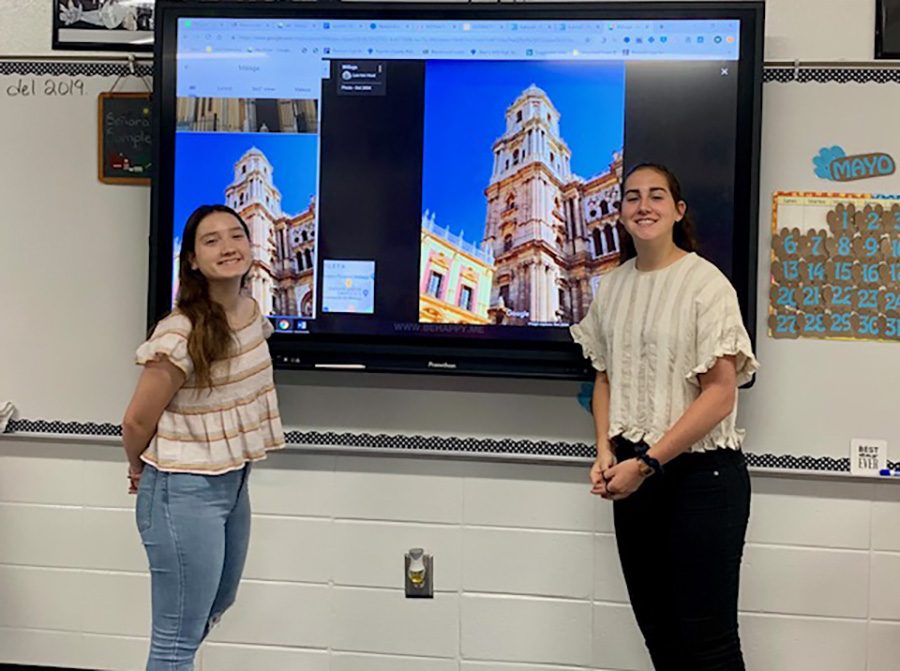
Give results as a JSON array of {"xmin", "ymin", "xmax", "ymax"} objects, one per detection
[{"xmin": 54, "ymin": 0, "xmax": 156, "ymax": 51}]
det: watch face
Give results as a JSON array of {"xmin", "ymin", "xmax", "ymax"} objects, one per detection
[{"xmin": 637, "ymin": 458, "xmax": 654, "ymax": 477}]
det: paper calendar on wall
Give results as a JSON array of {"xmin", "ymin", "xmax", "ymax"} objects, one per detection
[{"xmin": 769, "ymin": 192, "xmax": 900, "ymax": 342}]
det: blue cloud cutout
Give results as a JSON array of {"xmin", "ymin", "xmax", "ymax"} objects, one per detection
[{"xmin": 813, "ymin": 146, "xmax": 846, "ymax": 179}]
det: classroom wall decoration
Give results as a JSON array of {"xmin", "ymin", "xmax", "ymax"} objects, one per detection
[
  {"xmin": 769, "ymin": 192, "xmax": 900, "ymax": 342},
  {"xmin": 98, "ymin": 91, "xmax": 152, "ymax": 184},
  {"xmin": 54, "ymin": 0, "xmax": 155, "ymax": 51},
  {"xmin": 813, "ymin": 146, "xmax": 897, "ymax": 182}
]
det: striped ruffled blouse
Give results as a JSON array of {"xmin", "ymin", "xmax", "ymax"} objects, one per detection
[
  {"xmin": 135, "ymin": 303, "xmax": 285, "ymax": 474},
  {"xmin": 570, "ymin": 252, "xmax": 759, "ymax": 452}
]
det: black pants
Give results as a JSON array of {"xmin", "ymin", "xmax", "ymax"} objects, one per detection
[{"xmin": 612, "ymin": 439, "xmax": 751, "ymax": 671}]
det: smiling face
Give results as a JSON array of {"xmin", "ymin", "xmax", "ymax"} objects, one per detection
[
  {"xmin": 189, "ymin": 211, "xmax": 252, "ymax": 283},
  {"xmin": 620, "ymin": 167, "xmax": 687, "ymax": 249}
]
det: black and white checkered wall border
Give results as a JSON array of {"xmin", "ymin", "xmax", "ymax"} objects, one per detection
[
  {"xmin": 744, "ymin": 453, "xmax": 855, "ymax": 472},
  {"xmin": 0, "ymin": 61, "xmax": 153, "ymax": 78},
  {"xmin": 5, "ymin": 419, "xmax": 122, "ymax": 437},
  {"xmin": 2, "ymin": 60, "xmax": 899, "ymax": 84},
  {"xmin": 283, "ymin": 429, "xmax": 596, "ymax": 459},
  {"xmin": 5, "ymin": 419, "xmax": 896, "ymax": 473},
  {"xmin": 763, "ymin": 67, "xmax": 900, "ymax": 84}
]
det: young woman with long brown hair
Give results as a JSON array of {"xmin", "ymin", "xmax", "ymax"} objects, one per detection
[{"xmin": 122, "ymin": 204, "xmax": 284, "ymax": 670}]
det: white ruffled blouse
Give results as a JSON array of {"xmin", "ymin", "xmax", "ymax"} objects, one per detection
[
  {"xmin": 570, "ymin": 252, "xmax": 759, "ymax": 452},
  {"xmin": 135, "ymin": 303, "xmax": 285, "ymax": 474}
]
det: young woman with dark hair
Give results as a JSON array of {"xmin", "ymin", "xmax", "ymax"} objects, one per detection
[
  {"xmin": 572, "ymin": 164, "xmax": 758, "ymax": 670},
  {"xmin": 122, "ymin": 205, "xmax": 284, "ymax": 670}
]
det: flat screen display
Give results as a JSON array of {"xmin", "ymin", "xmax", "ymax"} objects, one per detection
[{"xmin": 150, "ymin": 2, "xmax": 764, "ymax": 378}]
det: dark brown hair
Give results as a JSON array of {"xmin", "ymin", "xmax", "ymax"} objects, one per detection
[
  {"xmin": 176, "ymin": 204, "xmax": 250, "ymax": 390},
  {"xmin": 618, "ymin": 163, "xmax": 699, "ymax": 263}
]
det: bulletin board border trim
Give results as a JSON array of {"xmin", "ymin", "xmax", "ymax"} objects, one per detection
[
  {"xmin": 1, "ymin": 59, "xmax": 900, "ymax": 84},
  {"xmin": 762, "ymin": 67, "xmax": 900, "ymax": 84},
  {"xmin": 0, "ymin": 60, "xmax": 153, "ymax": 78}
]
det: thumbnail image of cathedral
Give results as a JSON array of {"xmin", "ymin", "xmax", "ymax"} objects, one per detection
[
  {"xmin": 420, "ymin": 84, "xmax": 624, "ymax": 326},
  {"xmin": 223, "ymin": 147, "xmax": 317, "ymax": 317},
  {"xmin": 176, "ymin": 97, "xmax": 319, "ymax": 133}
]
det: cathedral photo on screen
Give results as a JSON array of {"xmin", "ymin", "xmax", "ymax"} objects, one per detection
[
  {"xmin": 419, "ymin": 61, "xmax": 627, "ymax": 327},
  {"xmin": 172, "ymin": 117, "xmax": 320, "ymax": 319}
]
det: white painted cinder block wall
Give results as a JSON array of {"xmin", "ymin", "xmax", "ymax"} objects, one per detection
[
  {"xmin": 2, "ymin": 1, "xmax": 899, "ymax": 670},
  {"xmin": 2, "ymin": 441, "xmax": 900, "ymax": 671}
]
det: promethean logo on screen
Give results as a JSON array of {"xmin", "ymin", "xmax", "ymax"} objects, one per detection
[{"xmin": 428, "ymin": 361, "xmax": 458, "ymax": 369}]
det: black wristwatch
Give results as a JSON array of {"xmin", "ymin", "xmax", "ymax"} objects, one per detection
[{"xmin": 635, "ymin": 452, "xmax": 663, "ymax": 477}]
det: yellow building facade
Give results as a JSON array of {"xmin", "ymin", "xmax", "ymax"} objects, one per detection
[{"xmin": 419, "ymin": 213, "xmax": 494, "ymax": 324}]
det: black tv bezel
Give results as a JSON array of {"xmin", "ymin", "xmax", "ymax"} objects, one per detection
[
  {"xmin": 149, "ymin": 1, "xmax": 764, "ymax": 380},
  {"xmin": 876, "ymin": 0, "xmax": 900, "ymax": 59}
]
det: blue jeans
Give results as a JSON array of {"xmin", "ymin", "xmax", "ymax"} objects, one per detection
[{"xmin": 136, "ymin": 464, "xmax": 252, "ymax": 671}]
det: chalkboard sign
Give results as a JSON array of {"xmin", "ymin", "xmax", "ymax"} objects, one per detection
[{"xmin": 98, "ymin": 92, "xmax": 152, "ymax": 185}]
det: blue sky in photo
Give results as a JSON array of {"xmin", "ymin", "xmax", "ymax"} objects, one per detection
[
  {"xmin": 421, "ymin": 60, "xmax": 625, "ymax": 244},
  {"xmin": 172, "ymin": 131, "xmax": 318, "ymax": 243}
]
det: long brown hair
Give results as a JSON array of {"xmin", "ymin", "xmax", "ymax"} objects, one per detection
[
  {"xmin": 176, "ymin": 205, "xmax": 251, "ymax": 390},
  {"xmin": 618, "ymin": 163, "xmax": 699, "ymax": 264}
]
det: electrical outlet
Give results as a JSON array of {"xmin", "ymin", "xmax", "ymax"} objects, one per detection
[{"xmin": 404, "ymin": 548, "xmax": 433, "ymax": 598}]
